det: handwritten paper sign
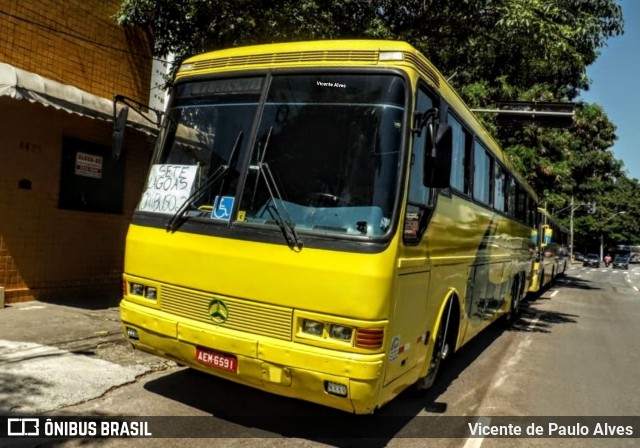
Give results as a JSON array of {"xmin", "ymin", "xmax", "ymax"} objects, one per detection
[{"xmin": 138, "ymin": 164, "xmax": 198, "ymax": 214}]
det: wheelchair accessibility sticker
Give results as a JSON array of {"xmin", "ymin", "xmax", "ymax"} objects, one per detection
[{"xmin": 212, "ymin": 196, "xmax": 235, "ymax": 221}]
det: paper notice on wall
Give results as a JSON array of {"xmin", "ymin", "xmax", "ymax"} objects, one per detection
[
  {"xmin": 138, "ymin": 164, "xmax": 199, "ymax": 214},
  {"xmin": 75, "ymin": 152, "xmax": 103, "ymax": 179}
]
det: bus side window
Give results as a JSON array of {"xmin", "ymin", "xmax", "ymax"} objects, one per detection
[
  {"xmin": 473, "ymin": 140, "xmax": 492, "ymax": 205},
  {"xmin": 516, "ymin": 186, "xmax": 527, "ymax": 222},
  {"xmin": 404, "ymin": 87, "xmax": 437, "ymax": 243},
  {"xmin": 408, "ymin": 89, "xmax": 434, "ymax": 206},
  {"xmin": 448, "ymin": 112, "xmax": 472, "ymax": 195},
  {"xmin": 494, "ymin": 164, "xmax": 507, "ymax": 212},
  {"xmin": 507, "ymin": 177, "xmax": 517, "ymax": 217},
  {"xmin": 528, "ymin": 197, "xmax": 536, "ymax": 226}
]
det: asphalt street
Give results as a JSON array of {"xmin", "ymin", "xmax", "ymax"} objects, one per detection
[{"xmin": 2, "ymin": 263, "xmax": 640, "ymax": 448}]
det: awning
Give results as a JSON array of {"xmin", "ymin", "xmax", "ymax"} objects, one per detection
[{"xmin": 0, "ymin": 62, "xmax": 157, "ymax": 134}]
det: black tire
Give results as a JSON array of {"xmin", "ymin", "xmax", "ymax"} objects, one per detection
[
  {"xmin": 413, "ymin": 303, "xmax": 453, "ymax": 395},
  {"xmin": 505, "ymin": 278, "xmax": 521, "ymax": 327}
]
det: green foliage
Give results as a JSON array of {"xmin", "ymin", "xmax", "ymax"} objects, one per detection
[
  {"xmin": 116, "ymin": 0, "xmax": 623, "ymax": 96},
  {"xmin": 115, "ymin": 0, "xmax": 634, "ymax": 252}
]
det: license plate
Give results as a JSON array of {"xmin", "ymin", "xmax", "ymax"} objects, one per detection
[{"xmin": 195, "ymin": 347, "xmax": 237, "ymax": 373}]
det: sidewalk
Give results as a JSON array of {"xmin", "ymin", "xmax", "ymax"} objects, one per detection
[
  {"xmin": 0, "ymin": 296, "xmax": 174, "ymax": 415},
  {"xmin": 0, "ymin": 296, "xmax": 123, "ymax": 351}
]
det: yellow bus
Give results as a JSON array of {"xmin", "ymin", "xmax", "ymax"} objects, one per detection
[
  {"xmin": 118, "ymin": 40, "xmax": 538, "ymax": 414},
  {"xmin": 528, "ymin": 208, "xmax": 569, "ymax": 293}
]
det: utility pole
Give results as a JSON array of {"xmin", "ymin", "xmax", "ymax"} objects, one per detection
[
  {"xmin": 570, "ymin": 196, "xmax": 574, "ymax": 260},
  {"xmin": 599, "ymin": 211, "xmax": 627, "ymax": 261},
  {"xmin": 553, "ymin": 196, "xmax": 593, "ymax": 261}
]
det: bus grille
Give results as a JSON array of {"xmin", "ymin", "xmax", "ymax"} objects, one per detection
[
  {"xmin": 161, "ymin": 285, "xmax": 293, "ymax": 340},
  {"xmin": 191, "ymin": 50, "xmax": 379, "ymax": 71}
]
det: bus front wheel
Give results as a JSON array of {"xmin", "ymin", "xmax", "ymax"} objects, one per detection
[{"xmin": 412, "ymin": 303, "xmax": 453, "ymax": 395}]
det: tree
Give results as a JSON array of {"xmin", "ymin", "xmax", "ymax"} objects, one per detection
[
  {"xmin": 115, "ymin": 0, "xmax": 628, "ymax": 251},
  {"xmin": 116, "ymin": 0, "xmax": 623, "ymax": 97}
]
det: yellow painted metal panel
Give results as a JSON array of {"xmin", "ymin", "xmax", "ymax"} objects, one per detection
[{"xmin": 125, "ymin": 225, "xmax": 396, "ymax": 321}]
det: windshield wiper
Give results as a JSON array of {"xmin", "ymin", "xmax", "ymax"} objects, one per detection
[
  {"xmin": 256, "ymin": 128, "xmax": 303, "ymax": 251},
  {"xmin": 166, "ymin": 131, "xmax": 243, "ymax": 233}
]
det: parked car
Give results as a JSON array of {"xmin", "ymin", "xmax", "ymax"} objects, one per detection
[
  {"xmin": 574, "ymin": 252, "xmax": 585, "ymax": 262},
  {"xmin": 583, "ymin": 253, "xmax": 600, "ymax": 268},
  {"xmin": 612, "ymin": 255, "xmax": 630, "ymax": 269}
]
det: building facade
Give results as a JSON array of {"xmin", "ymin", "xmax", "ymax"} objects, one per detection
[{"xmin": 0, "ymin": 0, "xmax": 155, "ymax": 303}]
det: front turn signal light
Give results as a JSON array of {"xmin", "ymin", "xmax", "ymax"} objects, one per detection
[{"xmin": 355, "ymin": 328, "xmax": 384, "ymax": 349}]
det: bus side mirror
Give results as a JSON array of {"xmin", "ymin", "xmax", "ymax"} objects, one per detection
[
  {"xmin": 423, "ymin": 123, "xmax": 452, "ymax": 188},
  {"xmin": 112, "ymin": 106, "xmax": 129, "ymax": 160}
]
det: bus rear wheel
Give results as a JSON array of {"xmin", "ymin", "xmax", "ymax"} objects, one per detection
[{"xmin": 505, "ymin": 277, "xmax": 521, "ymax": 327}]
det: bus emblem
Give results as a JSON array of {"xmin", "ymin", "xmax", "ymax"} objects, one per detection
[{"xmin": 208, "ymin": 299, "xmax": 229, "ymax": 324}]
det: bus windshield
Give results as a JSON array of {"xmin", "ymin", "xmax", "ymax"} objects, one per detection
[{"xmin": 142, "ymin": 73, "xmax": 406, "ymax": 240}]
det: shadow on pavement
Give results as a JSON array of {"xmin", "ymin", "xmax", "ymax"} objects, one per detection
[
  {"xmin": 35, "ymin": 294, "xmax": 121, "ymax": 311},
  {"xmin": 140, "ymin": 318, "xmax": 514, "ymax": 447}
]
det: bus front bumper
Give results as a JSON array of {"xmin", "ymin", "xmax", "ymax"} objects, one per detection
[{"xmin": 120, "ymin": 299, "xmax": 384, "ymax": 414}]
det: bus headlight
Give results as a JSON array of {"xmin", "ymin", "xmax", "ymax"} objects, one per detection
[
  {"xmin": 329, "ymin": 324, "xmax": 353, "ymax": 342},
  {"xmin": 296, "ymin": 313, "xmax": 385, "ymax": 351},
  {"xmin": 130, "ymin": 283, "xmax": 144, "ymax": 296},
  {"xmin": 302, "ymin": 319, "xmax": 324, "ymax": 336},
  {"xmin": 127, "ymin": 280, "xmax": 158, "ymax": 301},
  {"xmin": 144, "ymin": 286, "xmax": 157, "ymax": 300}
]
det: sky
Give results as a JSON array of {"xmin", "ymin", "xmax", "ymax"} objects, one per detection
[{"xmin": 579, "ymin": 0, "xmax": 640, "ymax": 180}]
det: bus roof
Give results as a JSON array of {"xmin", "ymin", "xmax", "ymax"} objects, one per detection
[{"xmin": 177, "ymin": 39, "xmax": 537, "ymax": 203}]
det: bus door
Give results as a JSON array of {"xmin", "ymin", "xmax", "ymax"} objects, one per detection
[
  {"xmin": 384, "ymin": 269, "xmax": 431, "ymax": 386},
  {"xmin": 384, "ymin": 85, "xmax": 434, "ymax": 386}
]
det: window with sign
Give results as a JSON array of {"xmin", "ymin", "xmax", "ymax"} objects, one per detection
[
  {"xmin": 147, "ymin": 73, "xmax": 406, "ymax": 241},
  {"xmin": 58, "ymin": 136, "xmax": 126, "ymax": 213}
]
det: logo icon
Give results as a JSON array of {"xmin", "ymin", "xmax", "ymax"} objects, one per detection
[
  {"xmin": 208, "ymin": 299, "xmax": 229, "ymax": 324},
  {"xmin": 212, "ymin": 196, "xmax": 235, "ymax": 221},
  {"xmin": 7, "ymin": 418, "xmax": 40, "ymax": 436}
]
